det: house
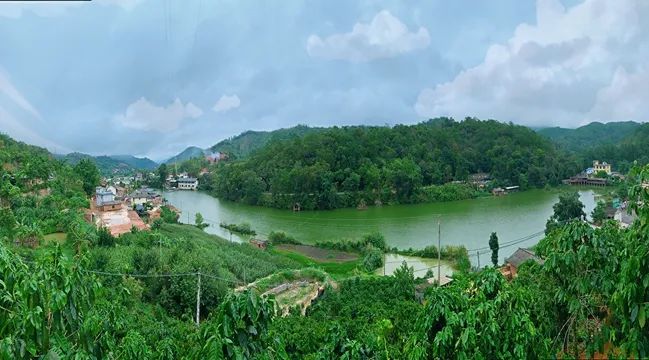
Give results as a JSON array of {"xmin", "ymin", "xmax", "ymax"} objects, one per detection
[
  {"xmin": 492, "ymin": 187, "xmax": 506, "ymax": 196},
  {"xmin": 177, "ymin": 177, "xmax": 198, "ymax": 190},
  {"xmin": 250, "ymin": 238, "xmax": 268, "ymax": 250},
  {"xmin": 614, "ymin": 209, "xmax": 637, "ymax": 229},
  {"xmin": 500, "ymin": 248, "xmax": 544, "ymax": 280},
  {"xmin": 504, "ymin": 185, "xmax": 520, "ymax": 192},
  {"xmin": 593, "ymin": 161, "xmax": 612, "ymax": 175},
  {"xmin": 129, "ymin": 188, "xmax": 161, "ymax": 206},
  {"xmin": 95, "ymin": 187, "xmax": 122, "ymax": 211}
]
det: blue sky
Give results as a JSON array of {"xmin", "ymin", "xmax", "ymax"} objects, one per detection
[{"xmin": 1, "ymin": 0, "xmax": 647, "ymax": 160}]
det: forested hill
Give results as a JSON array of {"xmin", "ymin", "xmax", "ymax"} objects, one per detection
[
  {"xmin": 58, "ymin": 152, "xmax": 157, "ymax": 176},
  {"xmin": 212, "ymin": 118, "xmax": 579, "ymax": 210},
  {"xmin": 209, "ymin": 124, "xmax": 323, "ymax": 159},
  {"xmin": 536, "ymin": 121, "xmax": 641, "ymax": 152},
  {"xmin": 164, "ymin": 146, "xmax": 205, "ymax": 164},
  {"xmin": 580, "ymin": 123, "xmax": 649, "ymax": 172}
]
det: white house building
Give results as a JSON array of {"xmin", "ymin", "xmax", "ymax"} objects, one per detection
[
  {"xmin": 95, "ymin": 187, "xmax": 122, "ymax": 211},
  {"xmin": 177, "ymin": 177, "xmax": 198, "ymax": 190}
]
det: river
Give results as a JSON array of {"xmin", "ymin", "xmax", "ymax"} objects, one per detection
[{"xmin": 162, "ymin": 188, "xmax": 601, "ymax": 265}]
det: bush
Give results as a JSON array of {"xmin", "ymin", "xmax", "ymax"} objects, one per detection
[
  {"xmin": 97, "ymin": 226, "xmax": 116, "ymax": 247},
  {"xmin": 362, "ymin": 248, "xmax": 384, "ymax": 272},
  {"xmin": 268, "ymin": 231, "xmax": 301, "ymax": 245},
  {"xmin": 160, "ymin": 206, "xmax": 179, "ymax": 224}
]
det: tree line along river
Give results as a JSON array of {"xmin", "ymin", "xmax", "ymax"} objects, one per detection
[{"xmin": 162, "ymin": 188, "xmax": 600, "ymax": 265}]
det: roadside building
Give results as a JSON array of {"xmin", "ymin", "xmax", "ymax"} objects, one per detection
[
  {"xmin": 177, "ymin": 177, "xmax": 198, "ymax": 190},
  {"xmin": 504, "ymin": 186, "xmax": 520, "ymax": 192},
  {"xmin": 593, "ymin": 160, "xmax": 612, "ymax": 175},
  {"xmin": 500, "ymin": 248, "xmax": 544, "ymax": 280}
]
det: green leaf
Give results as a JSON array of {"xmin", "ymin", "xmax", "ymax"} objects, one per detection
[
  {"xmin": 630, "ymin": 304, "xmax": 639, "ymax": 323},
  {"xmin": 639, "ymin": 306, "xmax": 646, "ymax": 329}
]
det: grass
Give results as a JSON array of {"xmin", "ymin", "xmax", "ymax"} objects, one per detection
[
  {"xmin": 43, "ymin": 232, "xmax": 67, "ymax": 244},
  {"xmin": 275, "ymin": 244, "xmax": 358, "ymax": 262},
  {"xmin": 270, "ymin": 247, "xmax": 361, "ymax": 279}
]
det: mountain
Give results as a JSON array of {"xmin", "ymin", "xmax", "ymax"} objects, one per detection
[
  {"xmin": 536, "ymin": 121, "xmax": 641, "ymax": 152},
  {"xmin": 209, "ymin": 125, "xmax": 324, "ymax": 159},
  {"xmin": 58, "ymin": 152, "xmax": 157, "ymax": 176},
  {"xmin": 109, "ymin": 155, "xmax": 158, "ymax": 170},
  {"xmin": 164, "ymin": 146, "xmax": 205, "ymax": 164},
  {"xmin": 164, "ymin": 125, "xmax": 324, "ymax": 164}
]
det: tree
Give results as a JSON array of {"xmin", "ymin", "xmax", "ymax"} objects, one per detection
[
  {"xmin": 195, "ymin": 212, "xmax": 208, "ymax": 230},
  {"xmin": 157, "ymin": 164, "xmax": 169, "ymax": 189},
  {"xmin": 591, "ymin": 200, "xmax": 607, "ymax": 226},
  {"xmin": 73, "ymin": 158, "xmax": 100, "ymax": 196},
  {"xmin": 489, "ymin": 232, "xmax": 499, "ymax": 267},
  {"xmin": 594, "ymin": 170, "xmax": 608, "ymax": 178},
  {"xmin": 545, "ymin": 192, "xmax": 586, "ymax": 234}
]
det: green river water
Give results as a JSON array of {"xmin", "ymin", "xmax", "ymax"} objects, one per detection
[{"xmin": 162, "ymin": 188, "xmax": 601, "ymax": 265}]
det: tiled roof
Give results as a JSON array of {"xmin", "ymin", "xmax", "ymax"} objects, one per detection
[{"xmin": 505, "ymin": 248, "xmax": 543, "ymax": 268}]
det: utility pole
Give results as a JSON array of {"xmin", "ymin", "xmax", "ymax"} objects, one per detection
[
  {"xmin": 195, "ymin": 271, "xmax": 201, "ymax": 326},
  {"xmin": 437, "ymin": 220, "xmax": 441, "ymax": 285},
  {"xmin": 477, "ymin": 250, "xmax": 481, "ymax": 269}
]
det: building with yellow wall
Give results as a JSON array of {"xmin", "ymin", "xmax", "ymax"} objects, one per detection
[{"xmin": 593, "ymin": 160, "xmax": 611, "ymax": 175}]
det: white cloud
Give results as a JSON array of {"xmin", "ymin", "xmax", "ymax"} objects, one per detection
[
  {"xmin": 589, "ymin": 66, "xmax": 649, "ymax": 122},
  {"xmin": 415, "ymin": 0, "xmax": 649, "ymax": 127},
  {"xmin": 212, "ymin": 94, "xmax": 240, "ymax": 113},
  {"xmin": 307, "ymin": 10, "xmax": 430, "ymax": 62},
  {"xmin": 114, "ymin": 97, "xmax": 203, "ymax": 132},
  {"xmin": 0, "ymin": 0, "xmax": 141, "ymax": 18}
]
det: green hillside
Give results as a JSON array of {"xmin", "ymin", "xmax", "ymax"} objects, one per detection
[
  {"xmin": 209, "ymin": 125, "xmax": 324, "ymax": 159},
  {"xmin": 164, "ymin": 146, "xmax": 205, "ymax": 164},
  {"xmin": 536, "ymin": 121, "xmax": 641, "ymax": 152},
  {"xmin": 211, "ymin": 118, "xmax": 580, "ymax": 210}
]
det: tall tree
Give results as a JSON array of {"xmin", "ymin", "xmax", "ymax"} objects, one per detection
[
  {"xmin": 157, "ymin": 163, "xmax": 169, "ymax": 189},
  {"xmin": 73, "ymin": 158, "xmax": 100, "ymax": 196},
  {"xmin": 489, "ymin": 232, "xmax": 499, "ymax": 266}
]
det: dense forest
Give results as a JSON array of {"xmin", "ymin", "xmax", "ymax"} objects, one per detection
[
  {"xmin": 2, "ymin": 131, "xmax": 649, "ymax": 358},
  {"xmin": 209, "ymin": 118, "xmax": 580, "ymax": 210},
  {"xmin": 536, "ymin": 121, "xmax": 641, "ymax": 152},
  {"xmin": 537, "ymin": 121, "xmax": 649, "ymax": 173}
]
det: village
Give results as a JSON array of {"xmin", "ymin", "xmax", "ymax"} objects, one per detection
[{"xmin": 86, "ymin": 171, "xmax": 199, "ymax": 237}]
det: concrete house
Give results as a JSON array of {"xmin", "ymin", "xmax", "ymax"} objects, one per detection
[
  {"xmin": 95, "ymin": 187, "xmax": 122, "ymax": 211},
  {"xmin": 593, "ymin": 161, "xmax": 612, "ymax": 175},
  {"xmin": 177, "ymin": 177, "xmax": 198, "ymax": 190}
]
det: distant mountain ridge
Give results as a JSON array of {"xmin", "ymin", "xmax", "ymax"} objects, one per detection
[
  {"xmin": 164, "ymin": 125, "xmax": 324, "ymax": 164},
  {"xmin": 536, "ymin": 121, "xmax": 641, "ymax": 152},
  {"xmin": 57, "ymin": 152, "xmax": 157, "ymax": 176}
]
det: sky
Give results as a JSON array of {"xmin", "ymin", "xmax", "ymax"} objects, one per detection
[{"xmin": 0, "ymin": 0, "xmax": 648, "ymax": 161}]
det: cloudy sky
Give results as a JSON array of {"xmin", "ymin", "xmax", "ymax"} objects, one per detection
[{"xmin": 1, "ymin": 0, "xmax": 647, "ymax": 160}]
